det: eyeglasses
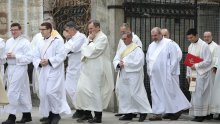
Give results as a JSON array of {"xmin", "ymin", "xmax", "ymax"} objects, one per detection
[
  {"xmin": 10, "ymin": 29, "xmax": 20, "ymax": 32},
  {"xmin": 39, "ymin": 28, "xmax": 48, "ymax": 31}
]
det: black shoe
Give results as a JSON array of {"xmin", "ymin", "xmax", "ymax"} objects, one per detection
[
  {"xmin": 191, "ymin": 116, "xmax": 205, "ymax": 122},
  {"xmin": 132, "ymin": 114, "xmax": 138, "ymax": 118},
  {"xmin": 162, "ymin": 113, "xmax": 173, "ymax": 119},
  {"xmin": 16, "ymin": 112, "xmax": 32, "ymax": 123},
  {"xmin": 214, "ymin": 114, "xmax": 220, "ymax": 120},
  {"xmin": 2, "ymin": 114, "xmax": 16, "ymax": 124},
  {"xmin": 2, "ymin": 120, "xmax": 15, "ymax": 124},
  {"xmin": 114, "ymin": 113, "xmax": 123, "ymax": 116},
  {"xmin": 77, "ymin": 114, "xmax": 93, "ymax": 123},
  {"xmin": 139, "ymin": 114, "xmax": 147, "ymax": 122},
  {"xmin": 40, "ymin": 117, "xmax": 49, "ymax": 122},
  {"xmin": 16, "ymin": 118, "xmax": 32, "ymax": 123},
  {"xmin": 119, "ymin": 114, "xmax": 133, "ymax": 121},
  {"xmin": 72, "ymin": 110, "xmax": 83, "ymax": 119},
  {"xmin": 205, "ymin": 114, "xmax": 213, "ymax": 120},
  {"xmin": 88, "ymin": 117, "xmax": 102, "ymax": 123},
  {"xmin": 50, "ymin": 114, "xmax": 61, "ymax": 124},
  {"xmin": 170, "ymin": 111, "xmax": 182, "ymax": 120},
  {"xmin": 149, "ymin": 114, "xmax": 162, "ymax": 121}
]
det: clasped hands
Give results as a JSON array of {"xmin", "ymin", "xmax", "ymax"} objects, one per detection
[
  {"xmin": 7, "ymin": 52, "xmax": 15, "ymax": 59},
  {"xmin": 40, "ymin": 59, "xmax": 49, "ymax": 66}
]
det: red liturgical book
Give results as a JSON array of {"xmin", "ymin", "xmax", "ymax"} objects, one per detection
[{"xmin": 184, "ymin": 53, "xmax": 203, "ymax": 67}]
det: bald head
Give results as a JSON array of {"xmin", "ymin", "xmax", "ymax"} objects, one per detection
[
  {"xmin": 161, "ymin": 28, "xmax": 170, "ymax": 38},
  {"xmin": 203, "ymin": 31, "xmax": 212, "ymax": 44},
  {"xmin": 151, "ymin": 27, "xmax": 163, "ymax": 42},
  {"xmin": 120, "ymin": 23, "xmax": 131, "ymax": 35}
]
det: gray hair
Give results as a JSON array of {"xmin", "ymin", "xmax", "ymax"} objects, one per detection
[
  {"xmin": 88, "ymin": 19, "xmax": 100, "ymax": 28},
  {"xmin": 151, "ymin": 27, "xmax": 162, "ymax": 34},
  {"xmin": 64, "ymin": 21, "xmax": 79, "ymax": 30}
]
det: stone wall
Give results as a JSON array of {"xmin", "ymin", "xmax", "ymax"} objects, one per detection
[{"xmin": 0, "ymin": 0, "xmax": 43, "ymax": 40}]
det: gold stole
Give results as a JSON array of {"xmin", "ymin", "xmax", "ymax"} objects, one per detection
[
  {"xmin": 117, "ymin": 43, "xmax": 138, "ymax": 79},
  {"xmin": 120, "ymin": 43, "xmax": 138, "ymax": 59},
  {"xmin": 51, "ymin": 30, "xmax": 60, "ymax": 37}
]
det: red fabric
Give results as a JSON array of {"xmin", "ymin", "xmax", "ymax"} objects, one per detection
[{"xmin": 184, "ymin": 53, "xmax": 203, "ymax": 67}]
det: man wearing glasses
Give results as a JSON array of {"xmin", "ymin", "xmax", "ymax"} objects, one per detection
[
  {"xmin": 33, "ymin": 22, "xmax": 71, "ymax": 124},
  {"xmin": 1, "ymin": 23, "xmax": 32, "ymax": 124}
]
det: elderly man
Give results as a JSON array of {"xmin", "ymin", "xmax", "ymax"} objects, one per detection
[
  {"xmin": 75, "ymin": 20, "xmax": 114, "ymax": 123},
  {"xmin": 203, "ymin": 31, "xmax": 219, "ymax": 119},
  {"xmin": 160, "ymin": 29, "xmax": 186, "ymax": 119},
  {"xmin": 114, "ymin": 24, "xmax": 143, "ymax": 118},
  {"xmin": 113, "ymin": 31, "xmax": 152, "ymax": 122},
  {"xmin": 117, "ymin": 23, "xmax": 142, "ymax": 51},
  {"xmin": 146, "ymin": 27, "xmax": 191, "ymax": 121},
  {"xmin": 33, "ymin": 22, "xmax": 71, "ymax": 124},
  {"xmin": 62, "ymin": 21, "xmax": 86, "ymax": 119},
  {"xmin": 210, "ymin": 45, "xmax": 220, "ymax": 119},
  {"xmin": 186, "ymin": 28, "xmax": 212, "ymax": 122},
  {"xmin": 0, "ymin": 23, "xmax": 32, "ymax": 124}
]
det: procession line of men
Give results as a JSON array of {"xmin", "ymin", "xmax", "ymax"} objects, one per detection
[{"xmin": 0, "ymin": 20, "xmax": 220, "ymax": 124}]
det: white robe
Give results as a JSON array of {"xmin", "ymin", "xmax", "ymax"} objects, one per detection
[
  {"xmin": 64, "ymin": 31, "xmax": 86, "ymax": 106},
  {"xmin": 113, "ymin": 44, "xmax": 152, "ymax": 114},
  {"xmin": 33, "ymin": 36, "xmax": 71, "ymax": 117},
  {"xmin": 31, "ymin": 31, "xmax": 63, "ymax": 96},
  {"xmin": 117, "ymin": 32, "xmax": 142, "ymax": 51},
  {"xmin": 31, "ymin": 33, "xmax": 44, "ymax": 96},
  {"xmin": 0, "ymin": 38, "xmax": 5, "ymax": 78},
  {"xmin": 75, "ymin": 31, "xmax": 114, "ymax": 111},
  {"xmin": 146, "ymin": 38, "xmax": 191, "ymax": 114},
  {"xmin": 170, "ymin": 40, "xmax": 182, "ymax": 85},
  {"xmin": 187, "ymin": 38, "xmax": 212, "ymax": 116},
  {"xmin": 210, "ymin": 45, "xmax": 220, "ymax": 113},
  {"xmin": 208, "ymin": 41, "xmax": 218, "ymax": 87},
  {"xmin": 0, "ymin": 36, "xmax": 32, "ymax": 114}
]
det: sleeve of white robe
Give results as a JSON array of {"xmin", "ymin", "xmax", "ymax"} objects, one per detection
[
  {"xmin": 0, "ymin": 40, "xmax": 6, "ymax": 64},
  {"xmin": 15, "ymin": 41, "xmax": 32, "ymax": 65},
  {"xmin": 123, "ymin": 47, "xmax": 144, "ymax": 72},
  {"xmin": 168, "ymin": 42, "xmax": 179, "ymax": 75},
  {"xmin": 212, "ymin": 45, "xmax": 219, "ymax": 68},
  {"xmin": 81, "ymin": 37, "xmax": 107, "ymax": 59},
  {"xmin": 195, "ymin": 44, "xmax": 212, "ymax": 69},
  {"xmin": 113, "ymin": 50, "xmax": 120, "ymax": 71},
  {"xmin": 32, "ymin": 44, "xmax": 42, "ymax": 70},
  {"xmin": 214, "ymin": 46, "xmax": 220, "ymax": 68},
  {"xmin": 48, "ymin": 39, "xmax": 66, "ymax": 68},
  {"xmin": 64, "ymin": 34, "xmax": 86, "ymax": 55},
  {"xmin": 146, "ymin": 45, "xmax": 152, "ymax": 76}
]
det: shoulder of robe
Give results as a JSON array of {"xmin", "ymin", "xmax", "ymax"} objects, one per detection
[{"xmin": 79, "ymin": 32, "xmax": 87, "ymax": 39}]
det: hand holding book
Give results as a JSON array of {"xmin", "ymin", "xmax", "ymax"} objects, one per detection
[{"xmin": 184, "ymin": 53, "xmax": 203, "ymax": 67}]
